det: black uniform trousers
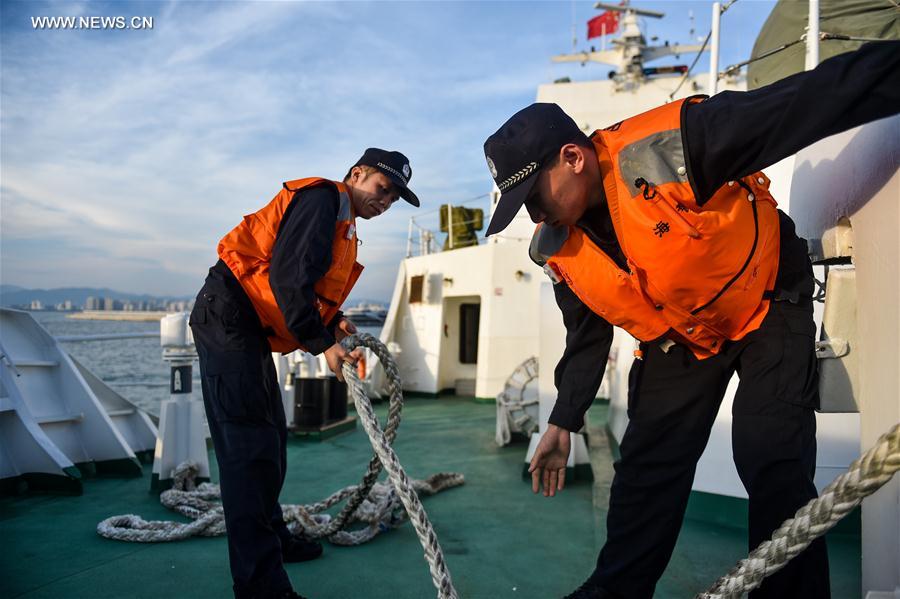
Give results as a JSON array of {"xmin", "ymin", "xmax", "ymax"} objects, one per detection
[
  {"xmin": 593, "ymin": 299, "xmax": 830, "ymax": 598},
  {"xmin": 189, "ymin": 266, "xmax": 295, "ymax": 599}
]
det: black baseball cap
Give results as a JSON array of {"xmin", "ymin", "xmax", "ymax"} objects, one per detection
[
  {"xmin": 483, "ymin": 103, "xmax": 586, "ymax": 235},
  {"xmin": 355, "ymin": 148, "xmax": 419, "ymax": 207}
]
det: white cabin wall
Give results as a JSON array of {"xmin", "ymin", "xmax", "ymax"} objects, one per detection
[
  {"xmin": 536, "ymin": 76, "xmax": 745, "ymax": 137},
  {"xmin": 474, "ymin": 239, "xmax": 544, "ymax": 400},
  {"xmin": 787, "ymin": 117, "xmax": 900, "ymax": 595},
  {"xmin": 392, "ymin": 298, "xmax": 440, "ymax": 393},
  {"xmin": 391, "ymin": 258, "xmax": 445, "ymax": 393},
  {"xmin": 850, "ymin": 156, "xmax": 899, "ymax": 598},
  {"xmin": 763, "ymin": 155, "xmax": 796, "ymax": 212},
  {"xmin": 394, "ymin": 244, "xmax": 495, "ymax": 395},
  {"xmin": 437, "ymin": 295, "xmax": 479, "ymax": 392},
  {"xmin": 369, "ymin": 261, "xmax": 407, "ymax": 396}
]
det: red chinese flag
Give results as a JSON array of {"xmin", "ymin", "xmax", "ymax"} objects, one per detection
[{"xmin": 587, "ymin": 11, "xmax": 619, "ymax": 40}]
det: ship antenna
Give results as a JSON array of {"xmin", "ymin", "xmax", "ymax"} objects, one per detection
[{"xmin": 552, "ymin": 1, "xmax": 705, "ymax": 93}]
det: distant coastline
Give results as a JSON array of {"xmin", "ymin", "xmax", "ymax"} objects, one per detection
[
  {"xmin": 68, "ymin": 310, "xmax": 170, "ymax": 322},
  {"xmin": 0, "ymin": 284, "xmax": 193, "ymax": 312}
]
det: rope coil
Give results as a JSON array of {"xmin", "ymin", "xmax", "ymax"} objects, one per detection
[{"xmin": 98, "ymin": 333, "xmax": 461, "ymax": 599}]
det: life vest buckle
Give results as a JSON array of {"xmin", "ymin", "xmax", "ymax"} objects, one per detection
[
  {"xmin": 634, "ymin": 177, "xmax": 658, "ymax": 201},
  {"xmin": 542, "ymin": 264, "xmax": 562, "ymax": 284}
]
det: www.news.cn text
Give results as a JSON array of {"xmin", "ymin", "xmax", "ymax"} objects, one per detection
[{"xmin": 31, "ymin": 16, "xmax": 154, "ymax": 30}]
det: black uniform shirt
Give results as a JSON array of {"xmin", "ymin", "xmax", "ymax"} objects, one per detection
[
  {"xmin": 269, "ymin": 183, "xmax": 346, "ymax": 355},
  {"xmin": 549, "ymin": 40, "xmax": 900, "ymax": 432}
]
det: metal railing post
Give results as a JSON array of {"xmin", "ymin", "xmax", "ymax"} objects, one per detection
[
  {"xmin": 406, "ymin": 218, "xmax": 414, "ymax": 258},
  {"xmin": 708, "ymin": 2, "xmax": 721, "ymax": 95},
  {"xmin": 806, "ymin": 0, "xmax": 820, "ymax": 70}
]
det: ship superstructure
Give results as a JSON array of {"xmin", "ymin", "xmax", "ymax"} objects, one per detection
[{"xmin": 372, "ymin": 2, "xmax": 899, "ymax": 595}]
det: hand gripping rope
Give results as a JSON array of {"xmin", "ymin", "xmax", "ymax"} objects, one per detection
[
  {"xmin": 697, "ymin": 422, "xmax": 900, "ymax": 598},
  {"xmin": 98, "ymin": 333, "xmax": 461, "ymax": 599}
]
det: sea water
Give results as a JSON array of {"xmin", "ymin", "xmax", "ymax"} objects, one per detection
[{"xmin": 33, "ymin": 312, "xmax": 380, "ymax": 417}]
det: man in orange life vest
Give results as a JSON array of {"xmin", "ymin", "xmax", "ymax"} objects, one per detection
[
  {"xmin": 189, "ymin": 148, "xmax": 419, "ymax": 599},
  {"xmin": 482, "ymin": 41, "xmax": 899, "ymax": 598}
]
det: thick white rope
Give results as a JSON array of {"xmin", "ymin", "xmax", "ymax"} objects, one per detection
[
  {"xmin": 98, "ymin": 333, "xmax": 461, "ymax": 598},
  {"xmin": 342, "ymin": 335, "xmax": 458, "ymax": 599},
  {"xmin": 697, "ymin": 421, "xmax": 900, "ymax": 598}
]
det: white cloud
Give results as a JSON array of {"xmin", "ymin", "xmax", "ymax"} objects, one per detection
[{"xmin": 2, "ymin": 0, "xmax": 774, "ymax": 299}]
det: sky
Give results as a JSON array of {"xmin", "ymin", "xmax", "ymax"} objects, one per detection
[{"xmin": 1, "ymin": 0, "xmax": 775, "ymax": 302}]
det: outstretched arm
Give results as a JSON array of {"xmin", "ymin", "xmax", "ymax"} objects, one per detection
[
  {"xmin": 530, "ymin": 282, "xmax": 613, "ymax": 496},
  {"xmin": 685, "ymin": 40, "xmax": 900, "ymax": 204},
  {"xmin": 547, "ymin": 282, "xmax": 614, "ymax": 432}
]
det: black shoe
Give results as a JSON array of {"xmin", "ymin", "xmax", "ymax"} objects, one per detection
[
  {"xmin": 562, "ymin": 579, "xmax": 613, "ymax": 599},
  {"xmin": 281, "ymin": 534, "xmax": 323, "ymax": 563}
]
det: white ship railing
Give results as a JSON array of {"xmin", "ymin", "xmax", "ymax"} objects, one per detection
[{"xmin": 56, "ymin": 332, "xmax": 159, "ymax": 342}]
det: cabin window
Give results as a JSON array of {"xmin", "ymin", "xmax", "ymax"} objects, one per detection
[
  {"xmin": 409, "ymin": 275, "xmax": 424, "ymax": 303},
  {"xmin": 459, "ymin": 303, "xmax": 480, "ymax": 364}
]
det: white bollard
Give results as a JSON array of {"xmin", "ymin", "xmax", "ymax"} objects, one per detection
[{"xmin": 151, "ymin": 313, "xmax": 210, "ymax": 492}]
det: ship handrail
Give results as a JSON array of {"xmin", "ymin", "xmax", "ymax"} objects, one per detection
[
  {"xmin": 407, "ymin": 210, "xmax": 489, "ymax": 256},
  {"xmin": 56, "ymin": 332, "xmax": 159, "ymax": 342}
]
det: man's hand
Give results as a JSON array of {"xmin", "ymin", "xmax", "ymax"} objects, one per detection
[
  {"xmin": 323, "ymin": 342, "xmax": 357, "ymax": 382},
  {"xmin": 528, "ymin": 424, "xmax": 571, "ymax": 497},
  {"xmin": 334, "ymin": 318, "xmax": 357, "ymax": 342}
]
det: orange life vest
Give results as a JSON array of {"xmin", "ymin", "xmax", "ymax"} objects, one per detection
[
  {"xmin": 217, "ymin": 178, "xmax": 364, "ymax": 353},
  {"xmin": 531, "ymin": 97, "xmax": 781, "ymax": 359}
]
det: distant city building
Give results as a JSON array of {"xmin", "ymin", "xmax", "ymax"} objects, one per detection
[
  {"xmin": 166, "ymin": 300, "xmax": 191, "ymax": 312},
  {"xmin": 85, "ymin": 296, "xmax": 101, "ymax": 310},
  {"xmin": 29, "ymin": 299, "xmax": 43, "ymax": 311}
]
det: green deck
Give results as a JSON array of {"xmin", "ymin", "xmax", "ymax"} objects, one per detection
[{"xmin": 1, "ymin": 397, "xmax": 860, "ymax": 598}]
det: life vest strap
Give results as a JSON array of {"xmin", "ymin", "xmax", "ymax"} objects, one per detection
[{"xmin": 763, "ymin": 289, "xmax": 811, "ymax": 304}]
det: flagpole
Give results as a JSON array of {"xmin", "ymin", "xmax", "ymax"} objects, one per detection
[{"xmin": 571, "ymin": 0, "xmax": 577, "ymax": 50}]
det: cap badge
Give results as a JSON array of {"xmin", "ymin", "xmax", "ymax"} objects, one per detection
[
  {"xmin": 486, "ymin": 156, "xmax": 498, "ymax": 179},
  {"xmin": 402, "ymin": 163, "xmax": 411, "ymax": 179}
]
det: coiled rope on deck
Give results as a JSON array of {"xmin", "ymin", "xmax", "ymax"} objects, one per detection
[
  {"xmin": 697, "ymin": 422, "xmax": 900, "ymax": 599},
  {"xmin": 98, "ymin": 333, "xmax": 461, "ymax": 599}
]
